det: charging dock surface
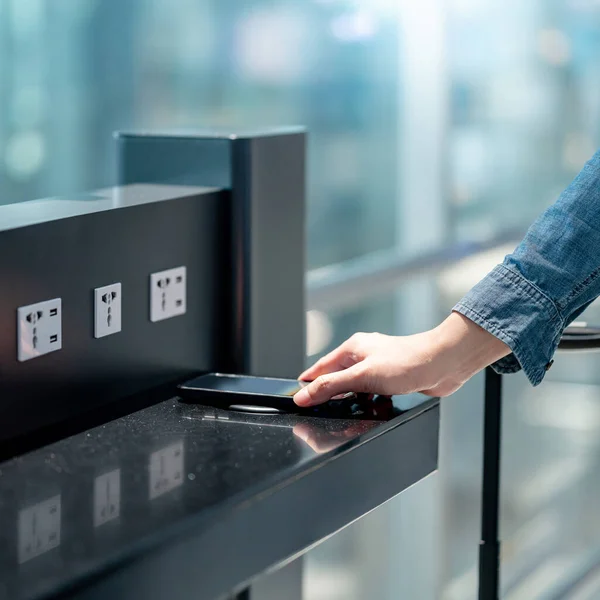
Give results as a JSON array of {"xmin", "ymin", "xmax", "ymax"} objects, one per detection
[{"xmin": 228, "ymin": 404, "xmax": 285, "ymax": 414}]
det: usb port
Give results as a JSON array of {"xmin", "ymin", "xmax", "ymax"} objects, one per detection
[
  {"xmin": 50, "ymin": 308, "xmax": 58, "ymax": 317},
  {"xmin": 175, "ymin": 299, "xmax": 183, "ymax": 307},
  {"xmin": 50, "ymin": 334, "xmax": 58, "ymax": 343}
]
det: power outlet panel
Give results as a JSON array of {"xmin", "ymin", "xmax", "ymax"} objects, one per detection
[
  {"xmin": 94, "ymin": 469, "xmax": 121, "ymax": 527},
  {"xmin": 18, "ymin": 495, "xmax": 61, "ymax": 564},
  {"xmin": 17, "ymin": 298, "xmax": 62, "ymax": 362},
  {"xmin": 150, "ymin": 266, "xmax": 186, "ymax": 323},
  {"xmin": 148, "ymin": 441, "xmax": 184, "ymax": 500},
  {"xmin": 94, "ymin": 283, "xmax": 122, "ymax": 338}
]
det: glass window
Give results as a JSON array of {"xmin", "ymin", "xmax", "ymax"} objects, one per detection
[{"xmin": 447, "ymin": 0, "xmax": 600, "ymax": 242}]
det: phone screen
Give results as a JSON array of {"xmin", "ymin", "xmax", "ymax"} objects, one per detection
[{"xmin": 186, "ymin": 374, "xmax": 305, "ymax": 397}]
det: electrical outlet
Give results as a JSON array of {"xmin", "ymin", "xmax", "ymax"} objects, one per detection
[
  {"xmin": 150, "ymin": 266, "xmax": 186, "ymax": 323},
  {"xmin": 94, "ymin": 283, "xmax": 122, "ymax": 338},
  {"xmin": 148, "ymin": 441, "xmax": 184, "ymax": 500},
  {"xmin": 94, "ymin": 469, "xmax": 121, "ymax": 527},
  {"xmin": 17, "ymin": 298, "xmax": 62, "ymax": 362},
  {"xmin": 18, "ymin": 495, "xmax": 61, "ymax": 564}
]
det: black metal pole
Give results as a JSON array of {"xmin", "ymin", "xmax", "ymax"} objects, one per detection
[{"xmin": 478, "ymin": 366, "xmax": 503, "ymax": 600}]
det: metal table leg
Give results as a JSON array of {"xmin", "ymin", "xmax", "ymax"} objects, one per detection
[{"xmin": 478, "ymin": 367, "xmax": 503, "ymax": 600}]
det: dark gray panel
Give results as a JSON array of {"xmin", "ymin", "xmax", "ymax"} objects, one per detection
[
  {"xmin": 115, "ymin": 136, "xmax": 232, "ymax": 189},
  {"xmin": 0, "ymin": 186, "xmax": 231, "ymax": 444},
  {"xmin": 117, "ymin": 129, "xmax": 307, "ymax": 379},
  {"xmin": 232, "ymin": 135, "xmax": 306, "ymax": 378}
]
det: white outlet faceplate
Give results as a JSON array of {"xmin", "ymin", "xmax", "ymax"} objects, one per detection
[
  {"xmin": 17, "ymin": 298, "xmax": 62, "ymax": 362},
  {"xmin": 148, "ymin": 441, "xmax": 184, "ymax": 500},
  {"xmin": 18, "ymin": 495, "xmax": 61, "ymax": 564},
  {"xmin": 150, "ymin": 266, "xmax": 186, "ymax": 323},
  {"xmin": 94, "ymin": 469, "xmax": 121, "ymax": 527},
  {"xmin": 94, "ymin": 283, "xmax": 122, "ymax": 338}
]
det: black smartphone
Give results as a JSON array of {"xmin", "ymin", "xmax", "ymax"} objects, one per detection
[{"xmin": 177, "ymin": 373, "xmax": 357, "ymax": 412}]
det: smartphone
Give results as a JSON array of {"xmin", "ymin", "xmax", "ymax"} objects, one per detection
[{"xmin": 177, "ymin": 373, "xmax": 357, "ymax": 412}]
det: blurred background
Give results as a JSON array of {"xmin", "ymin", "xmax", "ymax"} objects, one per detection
[{"xmin": 3, "ymin": 0, "xmax": 600, "ymax": 598}]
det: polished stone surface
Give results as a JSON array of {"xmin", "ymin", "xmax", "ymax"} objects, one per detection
[{"xmin": 0, "ymin": 393, "xmax": 436, "ymax": 600}]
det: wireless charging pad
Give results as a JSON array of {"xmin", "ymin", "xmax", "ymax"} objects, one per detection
[{"xmin": 228, "ymin": 404, "xmax": 286, "ymax": 414}]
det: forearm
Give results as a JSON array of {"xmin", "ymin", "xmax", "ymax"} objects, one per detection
[
  {"xmin": 431, "ymin": 312, "xmax": 511, "ymax": 388},
  {"xmin": 454, "ymin": 149, "xmax": 600, "ymax": 385}
]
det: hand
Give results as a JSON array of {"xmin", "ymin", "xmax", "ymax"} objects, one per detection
[{"xmin": 293, "ymin": 312, "xmax": 511, "ymax": 407}]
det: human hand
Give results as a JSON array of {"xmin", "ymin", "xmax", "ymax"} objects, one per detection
[{"xmin": 293, "ymin": 312, "xmax": 511, "ymax": 407}]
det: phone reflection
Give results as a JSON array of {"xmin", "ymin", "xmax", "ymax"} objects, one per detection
[
  {"xmin": 190, "ymin": 396, "xmax": 400, "ymax": 455},
  {"xmin": 18, "ymin": 495, "xmax": 61, "ymax": 564},
  {"xmin": 148, "ymin": 441, "xmax": 184, "ymax": 500},
  {"xmin": 195, "ymin": 412, "xmax": 378, "ymax": 455},
  {"xmin": 94, "ymin": 469, "xmax": 121, "ymax": 527},
  {"xmin": 292, "ymin": 422, "xmax": 376, "ymax": 454}
]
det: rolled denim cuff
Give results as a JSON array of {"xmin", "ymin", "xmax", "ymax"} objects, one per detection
[
  {"xmin": 452, "ymin": 264, "xmax": 564, "ymax": 386},
  {"xmin": 490, "ymin": 353, "xmax": 521, "ymax": 375}
]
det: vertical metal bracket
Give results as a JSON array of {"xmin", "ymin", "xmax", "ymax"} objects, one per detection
[{"xmin": 116, "ymin": 128, "xmax": 307, "ymax": 378}]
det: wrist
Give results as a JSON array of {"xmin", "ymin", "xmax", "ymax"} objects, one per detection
[{"xmin": 430, "ymin": 312, "xmax": 511, "ymax": 385}]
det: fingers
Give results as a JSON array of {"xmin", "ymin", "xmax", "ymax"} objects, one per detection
[
  {"xmin": 294, "ymin": 363, "xmax": 370, "ymax": 407},
  {"xmin": 299, "ymin": 348, "xmax": 347, "ymax": 381},
  {"xmin": 300, "ymin": 338, "xmax": 360, "ymax": 381}
]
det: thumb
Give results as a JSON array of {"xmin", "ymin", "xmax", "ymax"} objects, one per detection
[{"xmin": 294, "ymin": 363, "xmax": 370, "ymax": 407}]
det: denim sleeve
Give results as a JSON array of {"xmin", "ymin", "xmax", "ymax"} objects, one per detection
[{"xmin": 453, "ymin": 149, "xmax": 600, "ymax": 386}]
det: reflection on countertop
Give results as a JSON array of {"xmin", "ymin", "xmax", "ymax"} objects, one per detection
[{"xmin": 0, "ymin": 393, "xmax": 435, "ymax": 600}]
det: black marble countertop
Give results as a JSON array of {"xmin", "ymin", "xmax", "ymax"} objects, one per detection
[{"xmin": 0, "ymin": 393, "xmax": 439, "ymax": 600}]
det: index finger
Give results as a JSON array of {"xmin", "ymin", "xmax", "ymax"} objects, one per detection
[
  {"xmin": 299, "ymin": 340, "xmax": 358, "ymax": 381},
  {"xmin": 294, "ymin": 363, "xmax": 368, "ymax": 407}
]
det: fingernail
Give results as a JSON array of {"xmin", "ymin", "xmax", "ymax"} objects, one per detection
[{"xmin": 294, "ymin": 388, "xmax": 311, "ymax": 406}]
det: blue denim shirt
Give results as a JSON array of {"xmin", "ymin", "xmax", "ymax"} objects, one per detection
[{"xmin": 454, "ymin": 149, "xmax": 600, "ymax": 386}]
